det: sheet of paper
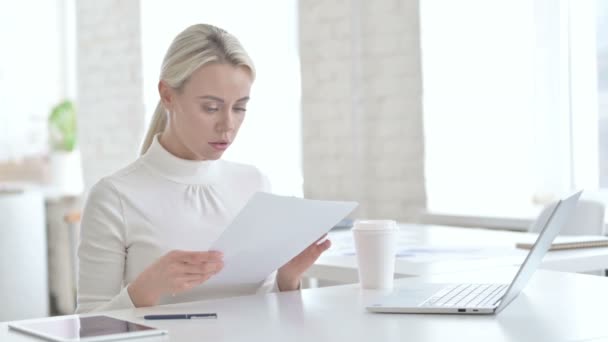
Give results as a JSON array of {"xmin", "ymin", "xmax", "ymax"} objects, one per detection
[{"xmin": 206, "ymin": 192, "xmax": 358, "ymax": 285}]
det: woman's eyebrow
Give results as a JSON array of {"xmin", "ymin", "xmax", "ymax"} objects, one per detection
[
  {"xmin": 197, "ymin": 95, "xmax": 249, "ymax": 102},
  {"xmin": 198, "ymin": 95, "xmax": 224, "ymax": 102}
]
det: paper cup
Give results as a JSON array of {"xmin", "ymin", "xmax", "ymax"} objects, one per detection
[{"xmin": 352, "ymin": 220, "xmax": 398, "ymax": 289}]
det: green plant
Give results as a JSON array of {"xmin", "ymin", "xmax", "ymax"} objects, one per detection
[{"xmin": 49, "ymin": 100, "xmax": 77, "ymax": 152}]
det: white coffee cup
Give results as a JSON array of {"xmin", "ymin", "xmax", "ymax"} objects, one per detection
[{"xmin": 352, "ymin": 220, "xmax": 398, "ymax": 289}]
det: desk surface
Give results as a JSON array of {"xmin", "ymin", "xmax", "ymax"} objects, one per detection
[
  {"xmin": 307, "ymin": 224, "xmax": 608, "ymax": 283},
  {"xmin": 3, "ymin": 269, "xmax": 608, "ymax": 342}
]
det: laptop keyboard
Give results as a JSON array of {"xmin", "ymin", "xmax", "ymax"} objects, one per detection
[{"xmin": 420, "ymin": 284, "xmax": 508, "ymax": 308}]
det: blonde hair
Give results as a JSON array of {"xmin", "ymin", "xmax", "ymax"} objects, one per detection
[{"xmin": 140, "ymin": 24, "xmax": 256, "ymax": 154}]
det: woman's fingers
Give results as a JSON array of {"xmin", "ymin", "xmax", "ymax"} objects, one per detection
[
  {"xmin": 188, "ymin": 251, "xmax": 223, "ymax": 264},
  {"xmin": 171, "ymin": 271, "xmax": 218, "ymax": 293},
  {"xmin": 177, "ymin": 260, "xmax": 224, "ymax": 275},
  {"xmin": 309, "ymin": 239, "xmax": 331, "ymax": 255},
  {"xmin": 161, "ymin": 250, "xmax": 224, "ymax": 297},
  {"xmin": 176, "ymin": 274, "xmax": 209, "ymax": 283},
  {"xmin": 169, "ymin": 250, "xmax": 223, "ymax": 264},
  {"xmin": 172, "ymin": 275, "xmax": 206, "ymax": 292},
  {"xmin": 165, "ymin": 250, "xmax": 224, "ymax": 275},
  {"xmin": 317, "ymin": 238, "xmax": 331, "ymax": 252},
  {"xmin": 314, "ymin": 234, "xmax": 329, "ymax": 244}
]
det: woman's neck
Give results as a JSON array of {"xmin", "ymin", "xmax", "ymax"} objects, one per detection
[{"xmin": 158, "ymin": 129, "xmax": 204, "ymax": 161}]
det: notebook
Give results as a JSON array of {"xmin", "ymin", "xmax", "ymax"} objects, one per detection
[
  {"xmin": 366, "ymin": 190, "xmax": 581, "ymax": 315},
  {"xmin": 516, "ymin": 235, "xmax": 608, "ymax": 251}
]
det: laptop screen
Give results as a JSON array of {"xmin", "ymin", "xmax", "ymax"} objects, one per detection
[{"xmin": 495, "ymin": 191, "xmax": 582, "ymax": 313}]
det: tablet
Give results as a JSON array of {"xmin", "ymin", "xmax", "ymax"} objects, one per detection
[{"xmin": 8, "ymin": 315, "xmax": 168, "ymax": 342}]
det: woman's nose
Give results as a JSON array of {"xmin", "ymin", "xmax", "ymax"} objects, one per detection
[{"xmin": 216, "ymin": 110, "xmax": 235, "ymax": 132}]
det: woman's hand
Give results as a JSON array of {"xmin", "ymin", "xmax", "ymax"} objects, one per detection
[
  {"xmin": 277, "ymin": 235, "xmax": 331, "ymax": 291},
  {"xmin": 127, "ymin": 250, "xmax": 224, "ymax": 307}
]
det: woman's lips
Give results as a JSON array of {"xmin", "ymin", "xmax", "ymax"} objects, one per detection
[{"xmin": 209, "ymin": 142, "xmax": 230, "ymax": 151}]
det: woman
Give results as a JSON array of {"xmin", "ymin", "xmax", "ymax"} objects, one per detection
[{"xmin": 76, "ymin": 24, "xmax": 330, "ymax": 313}]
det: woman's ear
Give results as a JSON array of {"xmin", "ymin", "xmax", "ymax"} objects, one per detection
[{"xmin": 158, "ymin": 80, "xmax": 174, "ymax": 112}]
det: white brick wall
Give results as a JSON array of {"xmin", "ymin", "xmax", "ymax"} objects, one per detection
[
  {"xmin": 76, "ymin": 0, "xmax": 145, "ymax": 190},
  {"xmin": 299, "ymin": 0, "xmax": 426, "ymax": 221}
]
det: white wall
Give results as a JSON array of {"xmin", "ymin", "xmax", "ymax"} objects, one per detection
[
  {"xmin": 76, "ymin": 0, "xmax": 145, "ymax": 190},
  {"xmin": 299, "ymin": 0, "xmax": 427, "ymax": 221}
]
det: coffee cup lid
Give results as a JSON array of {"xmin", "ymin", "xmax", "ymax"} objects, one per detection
[{"xmin": 352, "ymin": 220, "xmax": 398, "ymax": 231}]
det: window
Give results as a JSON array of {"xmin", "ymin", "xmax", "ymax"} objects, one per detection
[
  {"xmin": 0, "ymin": 0, "xmax": 74, "ymax": 160},
  {"xmin": 552, "ymin": 0, "xmax": 608, "ymax": 203},
  {"xmin": 421, "ymin": 0, "xmax": 539, "ymax": 218},
  {"xmin": 599, "ymin": 4, "xmax": 608, "ymax": 187},
  {"xmin": 140, "ymin": 0, "xmax": 302, "ymax": 196},
  {"xmin": 421, "ymin": 0, "xmax": 606, "ymax": 220},
  {"xmin": 570, "ymin": 0, "xmax": 607, "ymax": 192}
]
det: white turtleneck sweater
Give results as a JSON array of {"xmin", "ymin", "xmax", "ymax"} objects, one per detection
[{"xmin": 76, "ymin": 135, "xmax": 276, "ymax": 313}]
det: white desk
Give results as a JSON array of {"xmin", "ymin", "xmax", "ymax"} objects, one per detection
[
  {"xmin": 306, "ymin": 224, "xmax": 608, "ymax": 283},
  {"xmin": 3, "ymin": 268, "xmax": 608, "ymax": 342}
]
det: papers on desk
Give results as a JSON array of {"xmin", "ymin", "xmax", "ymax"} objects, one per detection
[
  {"xmin": 326, "ymin": 232, "xmax": 518, "ymax": 263},
  {"xmin": 330, "ymin": 246, "xmax": 515, "ymax": 263},
  {"xmin": 206, "ymin": 192, "xmax": 358, "ymax": 285}
]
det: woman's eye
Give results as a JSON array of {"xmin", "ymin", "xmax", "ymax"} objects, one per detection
[
  {"xmin": 203, "ymin": 106, "xmax": 219, "ymax": 113},
  {"xmin": 234, "ymin": 107, "xmax": 247, "ymax": 113}
]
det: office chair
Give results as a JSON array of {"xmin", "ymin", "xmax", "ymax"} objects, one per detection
[
  {"xmin": 530, "ymin": 199, "xmax": 606, "ymax": 276},
  {"xmin": 529, "ymin": 199, "xmax": 606, "ymax": 236}
]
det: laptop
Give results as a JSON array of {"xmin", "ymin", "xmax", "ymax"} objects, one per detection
[{"xmin": 366, "ymin": 190, "xmax": 582, "ymax": 315}]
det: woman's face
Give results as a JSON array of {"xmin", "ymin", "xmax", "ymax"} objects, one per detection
[{"xmin": 160, "ymin": 63, "xmax": 253, "ymax": 160}]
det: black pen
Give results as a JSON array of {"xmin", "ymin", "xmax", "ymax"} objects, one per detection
[{"xmin": 143, "ymin": 313, "xmax": 218, "ymax": 320}]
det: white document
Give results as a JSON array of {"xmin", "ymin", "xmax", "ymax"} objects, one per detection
[{"xmin": 206, "ymin": 192, "xmax": 358, "ymax": 285}]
